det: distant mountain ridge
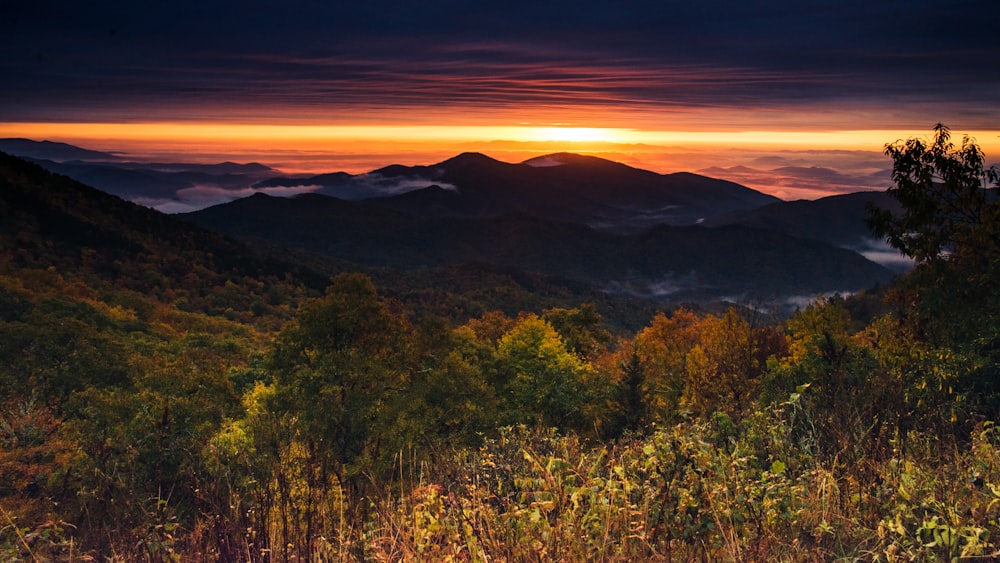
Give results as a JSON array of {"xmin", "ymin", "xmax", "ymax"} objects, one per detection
[
  {"xmin": 291, "ymin": 151, "xmax": 782, "ymax": 232},
  {"xmin": 0, "ymin": 138, "xmax": 122, "ymax": 162},
  {"xmin": 0, "ymin": 140, "xmax": 778, "ymax": 226}
]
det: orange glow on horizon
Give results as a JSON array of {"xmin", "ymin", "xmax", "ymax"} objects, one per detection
[
  {"xmin": 1, "ymin": 122, "xmax": 643, "ymax": 147},
  {"xmin": 2, "ymin": 121, "xmax": 998, "ymax": 179},
  {"xmin": 5, "ymin": 121, "xmax": 998, "ymax": 150}
]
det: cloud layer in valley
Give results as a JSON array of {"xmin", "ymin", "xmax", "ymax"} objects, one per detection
[
  {"xmin": 699, "ymin": 163, "xmax": 891, "ymax": 200},
  {"xmin": 72, "ymin": 161, "xmax": 457, "ymax": 213},
  {"xmin": 134, "ymin": 184, "xmax": 323, "ymax": 214},
  {"xmin": 310, "ymin": 174, "xmax": 457, "ymax": 200}
]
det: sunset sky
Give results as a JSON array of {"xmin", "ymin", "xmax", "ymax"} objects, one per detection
[{"xmin": 2, "ymin": 0, "xmax": 998, "ymax": 199}]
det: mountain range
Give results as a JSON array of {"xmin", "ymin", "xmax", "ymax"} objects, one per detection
[
  {"xmin": 0, "ymin": 139, "xmax": 903, "ymax": 312},
  {"xmin": 261, "ymin": 152, "xmax": 782, "ymax": 232}
]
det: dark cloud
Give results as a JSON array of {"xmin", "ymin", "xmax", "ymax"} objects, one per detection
[{"xmin": 1, "ymin": 0, "xmax": 998, "ymax": 127}]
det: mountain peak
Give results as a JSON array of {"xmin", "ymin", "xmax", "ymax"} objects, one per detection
[{"xmin": 436, "ymin": 152, "xmax": 504, "ymax": 168}]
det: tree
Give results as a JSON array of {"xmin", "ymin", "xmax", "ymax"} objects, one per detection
[
  {"xmin": 612, "ymin": 344, "xmax": 648, "ymax": 433},
  {"xmin": 267, "ymin": 274, "xmax": 409, "ymax": 485},
  {"xmin": 868, "ymin": 124, "xmax": 1000, "ymax": 415},
  {"xmin": 381, "ymin": 317, "xmax": 499, "ymax": 452},
  {"xmin": 494, "ymin": 315, "xmax": 593, "ymax": 431},
  {"xmin": 868, "ymin": 123, "xmax": 999, "ymax": 264},
  {"xmin": 464, "ymin": 310, "xmax": 517, "ymax": 349},
  {"xmin": 542, "ymin": 304, "xmax": 612, "ymax": 362},
  {"xmin": 764, "ymin": 298, "xmax": 890, "ymax": 458},
  {"xmin": 632, "ymin": 309, "xmax": 702, "ymax": 422},
  {"xmin": 682, "ymin": 309, "xmax": 759, "ymax": 418}
]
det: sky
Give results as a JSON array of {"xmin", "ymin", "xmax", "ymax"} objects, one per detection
[{"xmin": 2, "ymin": 0, "xmax": 999, "ymax": 199}]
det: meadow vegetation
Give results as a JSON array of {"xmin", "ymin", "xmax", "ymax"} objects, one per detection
[{"xmin": 1, "ymin": 126, "xmax": 998, "ymax": 561}]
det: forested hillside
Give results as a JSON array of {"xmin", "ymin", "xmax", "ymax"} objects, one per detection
[{"xmin": 1, "ymin": 126, "xmax": 998, "ymax": 561}]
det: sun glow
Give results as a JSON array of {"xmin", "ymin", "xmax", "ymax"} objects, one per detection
[
  {"xmin": 2, "ymin": 121, "xmax": 998, "ymax": 178},
  {"xmin": 7, "ymin": 121, "xmax": 997, "ymax": 151},
  {"xmin": 528, "ymin": 127, "xmax": 629, "ymax": 143}
]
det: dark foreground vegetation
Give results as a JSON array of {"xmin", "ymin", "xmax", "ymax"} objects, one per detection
[{"xmin": 1, "ymin": 126, "xmax": 998, "ymax": 561}]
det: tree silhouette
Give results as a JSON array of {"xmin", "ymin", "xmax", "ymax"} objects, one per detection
[
  {"xmin": 868, "ymin": 123, "xmax": 999, "ymax": 264},
  {"xmin": 869, "ymin": 124, "xmax": 1000, "ymax": 414}
]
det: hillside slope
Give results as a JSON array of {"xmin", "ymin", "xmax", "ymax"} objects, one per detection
[
  {"xmin": 704, "ymin": 191, "xmax": 911, "ymax": 270},
  {"xmin": 183, "ymin": 191, "xmax": 893, "ymax": 302},
  {"xmin": 0, "ymin": 152, "xmax": 323, "ymax": 325}
]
